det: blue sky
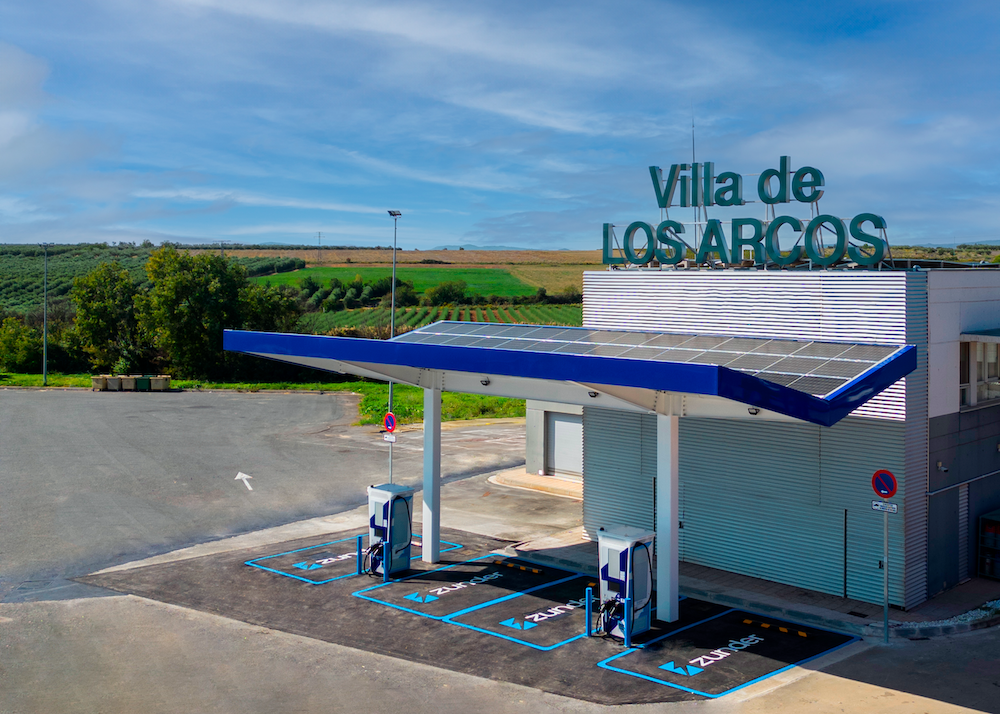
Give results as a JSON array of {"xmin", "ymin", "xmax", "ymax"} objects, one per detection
[{"xmin": 0, "ymin": 0, "xmax": 997, "ymax": 249}]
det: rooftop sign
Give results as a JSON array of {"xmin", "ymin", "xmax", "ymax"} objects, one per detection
[{"xmin": 603, "ymin": 157, "xmax": 887, "ymax": 268}]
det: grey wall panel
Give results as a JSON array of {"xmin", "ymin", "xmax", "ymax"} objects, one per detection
[
  {"xmin": 525, "ymin": 407, "xmax": 544, "ymax": 475},
  {"xmin": 927, "ymin": 490, "xmax": 960, "ymax": 596},
  {"xmin": 929, "ymin": 405, "xmax": 1000, "ymax": 492},
  {"xmin": 582, "ymin": 407, "xmax": 655, "ymax": 538}
]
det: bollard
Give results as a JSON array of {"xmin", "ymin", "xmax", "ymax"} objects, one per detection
[
  {"xmin": 624, "ymin": 596, "xmax": 632, "ymax": 648},
  {"xmin": 585, "ymin": 587, "xmax": 593, "ymax": 637},
  {"xmin": 356, "ymin": 535, "xmax": 363, "ymax": 575}
]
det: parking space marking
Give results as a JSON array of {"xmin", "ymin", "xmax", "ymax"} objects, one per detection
[
  {"xmin": 246, "ymin": 534, "xmax": 462, "ymax": 584},
  {"xmin": 353, "ymin": 556, "xmax": 579, "ymax": 620},
  {"xmin": 444, "ymin": 575, "xmax": 597, "ymax": 651},
  {"xmin": 597, "ymin": 609, "xmax": 857, "ymax": 699}
]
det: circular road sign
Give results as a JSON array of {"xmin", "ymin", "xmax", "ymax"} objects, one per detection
[
  {"xmin": 383, "ymin": 412, "xmax": 396, "ymax": 433},
  {"xmin": 872, "ymin": 469, "xmax": 897, "ymax": 499}
]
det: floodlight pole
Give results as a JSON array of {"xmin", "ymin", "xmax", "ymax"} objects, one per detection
[
  {"xmin": 387, "ymin": 210, "xmax": 401, "ymax": 484},
  {"xmin": 40, "ymin": 243, "xmax": 52, "ymax": 386}
]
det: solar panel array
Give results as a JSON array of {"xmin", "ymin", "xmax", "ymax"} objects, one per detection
[{"xmin": 394, "ymin": 322, "xmax": 903, "ymax": 398}]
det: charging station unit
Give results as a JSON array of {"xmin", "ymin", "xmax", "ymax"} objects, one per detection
[
  {"xmin": 367, "ymin": 484, "xmax": 414, "ymax": 578},
  {"xmin": 598, "ymin": 526, "xmax": 655, "ymax": 640}
]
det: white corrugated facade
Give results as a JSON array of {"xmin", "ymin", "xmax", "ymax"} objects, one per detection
[{"xmin": 580, "ymin": 270, "xmax": 929, "ymax": 608}]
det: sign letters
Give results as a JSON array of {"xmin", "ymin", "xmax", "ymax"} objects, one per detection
[{"xmin": 603, "ymin": 157, "xmax": 888, "ymax": 268}]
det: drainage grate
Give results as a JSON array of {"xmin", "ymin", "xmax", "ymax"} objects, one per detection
[{"xmin": 847, "ymin": 610, "xmax": 869, "ymax": 618}]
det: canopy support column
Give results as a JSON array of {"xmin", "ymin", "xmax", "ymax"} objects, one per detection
[
  {"xmin": 656, "ymin": 413, "xmax": 680, "ymax": 623},
  {"xmin": 422, "ymin": 387, "xmax": 442, "ymax": 563}
]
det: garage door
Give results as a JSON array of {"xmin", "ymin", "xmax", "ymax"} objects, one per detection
[{"xmin": 545, "ymin": 412, "xmax": 583, "ymax": 480}]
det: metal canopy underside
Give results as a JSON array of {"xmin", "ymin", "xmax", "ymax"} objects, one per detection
[{"xmin": 223, "ymin": 322, "xmax": 917, "ymax": 427}]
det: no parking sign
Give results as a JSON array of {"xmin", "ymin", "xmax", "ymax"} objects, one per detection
[
  {"xmin": 871, "ymin": 469, "xmax": 897, "ymax": 499},
  {"xmin": 384, "ymin": 412, "xmax": 396, "ymax": 433}
]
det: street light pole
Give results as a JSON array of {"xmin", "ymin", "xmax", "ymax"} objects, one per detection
[
  {"xmin": 388, "ymin": 211, "xmax": 400, "ymax": 342},
  {"xmin": 39, "ymin": 243, "xmax": 53, "ymax": 386},
  {"xmin": 387, "ymin": 211, "xmax": 401, "ymax": 484}
]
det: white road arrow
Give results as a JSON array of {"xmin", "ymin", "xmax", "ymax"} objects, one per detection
[{"xmin": 235, "ymin": 472, "xmax": 253, "ymax": 490}]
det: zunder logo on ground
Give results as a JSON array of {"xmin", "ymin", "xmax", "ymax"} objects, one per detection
[{"xmin": 354, "ymin": 557, "xmax": 578, "ymax": 621}]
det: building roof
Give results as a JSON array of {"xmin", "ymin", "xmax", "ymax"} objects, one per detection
[
  {"xmin": 223, "ymin": 322, "xmax": 917, "ymax": 427},
  {"xmin": 960, "ymin": 328, "xmax": 1000, "ymax": 343}
]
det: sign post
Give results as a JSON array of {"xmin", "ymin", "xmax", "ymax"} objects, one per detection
[
  {"xmin": 384, "ymin": 412, "xmax": 396, "ymax": 484},
  {"xmin": 871, "ymin": 469, "xmax": 898, "ymax": 643}
]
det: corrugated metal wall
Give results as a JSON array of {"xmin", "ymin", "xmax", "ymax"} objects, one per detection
[
  {"xmin": 581, "ymin": 270, "xmax": 928, "ymax": 607},
  {"xmin": 582, "ymin": 407, "xmax": 655, "ymax": 536},
  {"xmin": 678, "ymin": 418, "xmax": 846, "ymax": 596},
  {"xmin": 903, "ymin": 273, "xmax": 929, "ymax": 606}
]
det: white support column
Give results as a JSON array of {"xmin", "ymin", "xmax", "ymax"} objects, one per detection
[
  {"xmin": 656, "ymin": 413, "xmax": 680, "ymax": 623},
  {"xmin": 422, "ymin": 387, "xmax": 442, "ymax": 563}
]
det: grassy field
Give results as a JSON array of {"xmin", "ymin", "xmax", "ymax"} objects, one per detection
[
  {"xmin": 299, "ymin": 303, "xmax": 582, "ymax": 333},
  {"xmin": 0, "ymin": 373, "xmax": 524, "ymax": 425},
  {"xmin": 253, "ymin": 266, "xmax": 538, "ymax": 296},
  {"xmin": 506, "ymin": 264, "xmax": 597, "ymax": 292}
]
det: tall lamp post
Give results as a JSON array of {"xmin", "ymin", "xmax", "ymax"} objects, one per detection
[
  {"xmin": 387, "ymin": 211, "xmax": 401, "ymax": 483},
  {"xmin": 39, "ymin": 243, "xmax": 53, "ymax": 386}
]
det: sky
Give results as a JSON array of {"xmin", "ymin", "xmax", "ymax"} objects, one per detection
[{"xmin": 0, "ymin": 0, "xmax": 997, "ymax": 250}]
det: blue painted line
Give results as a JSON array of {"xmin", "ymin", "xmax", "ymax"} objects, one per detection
[
  {"xmin": 444, "ymin": 619, "xmax": 587, "ymax": 651},
  {"xmin": 596, "ymin": 609, "xmax": 860, "ymax": 698},
  {"xmin": 353, "ymin": 556, "xmax": 580, "ymax": 621},
  {"xmin": 246, "ymin": 536, "xmax": 461, "ymax": 585}
]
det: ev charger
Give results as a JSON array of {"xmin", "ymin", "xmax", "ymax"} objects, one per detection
[
  {"xmin": 597, "ymin": 525, "xmax": 655, "ymax": 639},
  {"xmin": 366, "ymin": 484, "xmax": 414, "ymax": 577}
]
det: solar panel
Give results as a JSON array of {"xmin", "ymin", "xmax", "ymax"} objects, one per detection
[{"xmin": 393, "ymin": 322, "xmax": 906, "ymax": 398}]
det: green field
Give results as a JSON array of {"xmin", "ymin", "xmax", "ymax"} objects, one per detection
[
  {"xmin": 253, "ymin": 266, "xmax": 537, "ymax": 297},
  {"xmin": 299, "ymin": 303, "xmax": 582, "ymax": 333}
]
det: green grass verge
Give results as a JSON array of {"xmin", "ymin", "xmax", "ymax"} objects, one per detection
[
  {"xmin": 0, "ymin": 372, "xmax": 93, "ymax": 388},
  {"xmin": 0, "ymin": 373, "xmax": 524, "ymax": 426},
  {"xmin": 252, "ymin": 266, "xmax": 537, "ymax": 297}
]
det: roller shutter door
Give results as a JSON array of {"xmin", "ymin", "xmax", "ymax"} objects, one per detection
[{"xmin": 545, "ymin": 412, "xmax": 582, "ymax": 480}]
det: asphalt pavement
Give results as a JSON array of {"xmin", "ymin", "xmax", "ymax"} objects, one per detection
[{"xmin": 0, "ymin": 389, "xmax": 526, "ymax": 602}]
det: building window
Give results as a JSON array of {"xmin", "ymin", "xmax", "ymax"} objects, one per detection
[{"xmin": 961, "ymin": 341, "xmax": 1000, "ymax": 408}]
